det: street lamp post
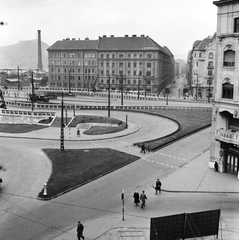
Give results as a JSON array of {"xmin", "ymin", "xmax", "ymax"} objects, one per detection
[
  {"xmin": 196, "ymin": 73, "xmax": 199, "ymax": 100},
  {"xmin": 137, "ymin": 75, "xmax": 140, "ymax": 100},
  {"xmin": 68, "ymin": 68, "xmax": 71, "ymax": 93}
]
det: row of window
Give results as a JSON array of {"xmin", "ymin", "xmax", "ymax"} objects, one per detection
[
  {"xmin": 100, "ymin": 61, "xmax": 152, "ymax": 68},
  {"xmin": 50, "ymin": 78, "xmax": 150, "ymax": 85},
  {"xmin": 51, "ymin": 68, "xmax": 96, "ymax": 74},
  {"xmin": 49, "ymin": 60, "xmax": 96, "ymax": 66},
  {"xmin": 101, "ymin": 53, "xmax": 153, "ymax": 59},
  {"xmin": 51, "ymin": 75, "xmax": 96, "ymax": 81},
  {"xmin": 49, "ymin": 52, "xmax": 96, "ymax": 58},
  {"xmin": 194, "ymin": 52, "xmax": 214, "ymax": 59},
  {"xmin": 49, "ymin": 52, "xmax": 154, "ymax": 59}
]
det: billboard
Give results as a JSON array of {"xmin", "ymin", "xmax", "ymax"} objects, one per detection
[{"xmin": 150, "ymin": 209, "xmax": 220, "ymax": 240}]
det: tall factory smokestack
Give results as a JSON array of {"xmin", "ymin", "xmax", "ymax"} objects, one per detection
[{"xmin": 37, "ymin": 30, "xmax": 43, "ymax": 71}]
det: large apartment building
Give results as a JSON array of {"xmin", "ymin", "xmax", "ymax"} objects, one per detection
[
  {"xmin": 210, "ymin": 0, "xmax": 239, "ymax": 178},
  {"xmin": 47, "ymin": 35, "xmax": 175, "ymax": 95},
  {"xmin": 188, "ymin": 35, "xmax": 216, "ymax": 100}
]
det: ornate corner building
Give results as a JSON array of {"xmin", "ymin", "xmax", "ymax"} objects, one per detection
[
  {"xmin": 210, "ymin": 0, "xmax": 239, "ymax": 178},
  {"xmin": 47, "ymin": 35, "xmax": 175, "ymax": 95}
]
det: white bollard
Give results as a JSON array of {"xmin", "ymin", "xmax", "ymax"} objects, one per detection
[{"xmin": 43, "ymin": 183, "xmax": 47, "ymax": 196}]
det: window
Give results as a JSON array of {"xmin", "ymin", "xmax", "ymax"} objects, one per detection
[
  {"xmin": 128, "ymin": 71, "xmax": 130, "ymax": 75},
  {"xmin": 101, "ymin": 62, "xmax": 103, "ymax": 67},
  {"xmin": 147, "ymin": 62, "xmax": 151, "ymax": 68},
  {"xmin": 92, "ymin": 76, "xmax": 94, "ymax": 80},
  {"xmin": 128, "ymin": 80, "xmax": 130, "ymax": 84},
  {"xmin": 234, "ymin": 18, "xmax": 239, "ymax": 33},
  {"xmin": 101, "ymin": 54, "xmax": 104, "ymax": 59},
  {"xmin": 78, "ymin": 68, "xmax": 81, "ymax": 73},
  {"xmin": 78, "ymin": 76, "xmax": 81, "ymax": 80},
  {"xmin": 106, "ymin": 62, "xmax": 109, "ymax": 68},
  {"xmin": 147, "ymin": 54, "xmax": 151, "ymax": 59},
  {"xmin": 119, "ymin": 54, "xmax": 124, "ymax": 59},
  {"xmin": 128, "ymin": 62, "xmax": 131, "ymax": 68},
  {"xmin": 199, "ymin": 53, "xmax": 202, "ymax": 58},
  {"xmin": 119, "ymin": 62, "xmax": 124, "ymax": 68},
  {"xmin": 208, "ymin": 61, "xmax": 213, "ymax": 67},
  {"xmin": 224, "ymin": 50, "xmax": 235, "ymax": 67},
  {"xmin": 139, "ymin": 54, "xmax": 143, "ymax": 58},
  {"xmin": 112, "ymin": 62, "xmax": 115, "ymax": 68},
  {"xmin": 134, "ymin": 53, "xmax": 137, "ymax": 58},
  {"xmin": 101, "ymin": 70, "xmax": 104, "ymax": 76},
  {"xmin": 194, "ymin": 53, "xmax": 196, "ymax": 57},
  {"xmin": 208, "ymin": 70, "xmax": 213, "ymax": 76},
  {"xmin": 85, "ymin": 69, "xmax": 87, "ymax": 74},
  {"xmin": 222, "ymin": 83, "xmax": 233, "ymax": 99},
  {"xmin": 209, "ymin": 52, "xmax": 214, "ymax": 59},
  {"xmin": 112, "ymin": 54, "xmax": 115, "ymax": 59},
  {"xmin": 134, "ymin": 62, "xmax": 137, "ymax": 68},
  {"xmin": 106, "ymin": 54, "xmax": 109, "ymax": 59},
  {"xmin": 134, "ymin": 71, "xmax": 136, "ymax": 76},
  {"xmin": 128, "ymin": 53, "xmax": 131, "ymax": 58}
]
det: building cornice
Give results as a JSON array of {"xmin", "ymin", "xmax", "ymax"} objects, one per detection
[{"xmin": 213, "ymin": 0, "xmax": 239, "ymax": 7}]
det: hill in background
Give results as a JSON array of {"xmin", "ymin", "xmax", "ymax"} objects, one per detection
[{"xmin": 0, "ymin": 40, "xmax": 49, "ymax": 71}]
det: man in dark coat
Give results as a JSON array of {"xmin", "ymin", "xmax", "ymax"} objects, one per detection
[
  {"xmin": 140, "ymin": 190, "xmax": 147, "ymax": 209},
  {"xmin": 155, "ymin": 179, "xmax": 162, "ymax": 194},
  {"xmin": 133, "ymin": 190, "xmax": 140, "ymax": 206},
  {"xmin": 77, "ymin": 221, "xmax": 85, "ymax": 240}
]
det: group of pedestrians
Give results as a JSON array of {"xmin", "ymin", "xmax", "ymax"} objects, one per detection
[
  {"xmin": 133, "ymin": 179, "xmax": 162, "ymax": 209},
  {"xmin": 133, "ymin": 190, "xmax": 148, "ymax": 209}
]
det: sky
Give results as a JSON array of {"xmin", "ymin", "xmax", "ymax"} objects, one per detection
[{"xmin": 0, "ymin": 0, "xmax": 218, "ymax": 59}]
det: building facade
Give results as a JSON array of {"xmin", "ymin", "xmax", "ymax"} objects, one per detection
[
  {"xmin": 210, "ymin": 0, "xmax": 239, "ymax": 178},
  {"xmin": 188, "ymin": 36, "xmax": 215, "ymax": 100},
  {"xmin": 47, "ymin": 35, "xmax": 175, "ymax": 95}
]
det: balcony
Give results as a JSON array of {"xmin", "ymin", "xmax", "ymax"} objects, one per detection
[{"xmin": 215, "ymin": 129, "xmax": 239, "ymax": 144}]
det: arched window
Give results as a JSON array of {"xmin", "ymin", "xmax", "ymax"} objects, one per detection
[
  {"xmin": 209, "ymin": 52, "xmax": 214, "ymax": 59},
  {"xmin": 222, "ymin": 83, "xmax": 233, "ymax": 99},
  {"xmin": 223, "ymin": 50, "xmax": 235, "ymax": 67}
]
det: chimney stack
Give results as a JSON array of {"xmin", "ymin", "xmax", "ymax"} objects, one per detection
[{"xmin": 37, "ymin": 30, "xmax": 43, "ymax": 71}]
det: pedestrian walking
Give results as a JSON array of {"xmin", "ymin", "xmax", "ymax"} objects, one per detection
[
  {"xmin": 77, "ymin": 221, "xmax": 85, "ymax": 240},
  {"xmin": 214, "ymin": 161, "xmax": 218, "ymax": 172},
  {"xmin": 140, "ymin": 190, "xmax": 147, "ymax": 209},
  {"xmin": 140, "ymin": 143, "xmax": 146, "ymax": 154},
  {"xmin": 154, "ymin": 179, "xmax": 162, "ymax": 194},
  {"xmin": 133, "ymin": 190, "xmax": 140, "ymax": 206}
]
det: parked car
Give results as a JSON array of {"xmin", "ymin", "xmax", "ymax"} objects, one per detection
[
  {"xmin": 29, "ymin": 94, "xmax": 49, "ymax": 102},
  {"xmin": 44, "ymin": 92, "xmax": 58, "ymax": 99},
  {"xmin": 64, "ymin": 92, "xmax": 76, "ymax": 97}
]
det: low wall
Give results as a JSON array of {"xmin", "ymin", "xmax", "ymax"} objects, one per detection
[
  {"xmin": 0, "ymin": 109, "xmax": 56, "ymax": 126},
  {"xmin": 5, "ymin": 101, "xmax": 212, "ymax": 112}
]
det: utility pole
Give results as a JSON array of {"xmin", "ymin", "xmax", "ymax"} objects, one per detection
[
  {"xmin": 68, "ymin": 68, "xmax": 71, "ymax": 93},
  {"xmin": 17, "ymin": 66, "xmax": 20, "ymax": 90},
  {"xmin": 31, "ymin": 71, "xmax": 34, "ymax": 111},
  {"xmin": 108, "ymin": 74, "xmax": 110, "ymax": 117},
  {"xmin": 196, "ymin": 73, "xmax": 198, "ymax": 100},
  {"xmin": 60, "ymin": 92, "xmax": 65, "ymax": 152},
  {"xmin": 121, "ymin": 74, "xmax": 124, "ymax": 106}
]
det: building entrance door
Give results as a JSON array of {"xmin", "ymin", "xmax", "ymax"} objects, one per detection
[{"xmin": 225, "ymin": 151, "xmax": 239, "ymax": 174}]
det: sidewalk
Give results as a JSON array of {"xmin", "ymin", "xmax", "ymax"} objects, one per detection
[{"xmin": 51, "ymin": 150, "xmax": 239, "ymax": 240}]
